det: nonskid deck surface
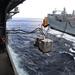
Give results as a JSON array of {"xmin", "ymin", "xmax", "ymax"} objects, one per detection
[{"xmin": 0, "ymin": 51, "xmax": 14, "ymax": 75}]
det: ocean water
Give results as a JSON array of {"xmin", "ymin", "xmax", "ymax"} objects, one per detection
[{"xmin": 6, "ymin": 18, "xmax": 75, "ymax": 75}]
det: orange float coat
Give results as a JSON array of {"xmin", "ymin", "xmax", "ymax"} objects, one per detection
[{"xmin": 43, "ymin": 17, "xmax": 49, "ymax": 27}]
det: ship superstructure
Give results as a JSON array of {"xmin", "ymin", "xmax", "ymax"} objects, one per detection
[
  {"xmin": 0, "ymin": 0, "xmax": 25, "ymax": 37},
  {"xmin": 0, "ymin": 0, "xmax": 26, "ymax": 75}
]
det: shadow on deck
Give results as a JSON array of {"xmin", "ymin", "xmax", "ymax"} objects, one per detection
[{"xmin": 0, "ymin": 51, "xmax": 14, "ymax": 75}]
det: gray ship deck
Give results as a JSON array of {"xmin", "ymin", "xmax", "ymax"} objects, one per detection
[
  {"xmin": 0, "ymin": 51, "xmax": 14, "ymax": 75},
  {"xmin": 7, "ymin": 25, "xmax": 75, "ymax": 75}
]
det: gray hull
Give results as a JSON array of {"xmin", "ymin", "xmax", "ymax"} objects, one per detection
[{"xmin": 47, "ymin": 17, "xmax": 75, "ymax": 36}]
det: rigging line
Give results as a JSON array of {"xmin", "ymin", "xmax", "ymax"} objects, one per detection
[
  {"xmin": 55, "ymin": 22, "xmax": 68, "ymax": 42},
  {"xmin": 68, "ymin": 20, "xmax": 75, "ymax": 28},
  {"xmin": 7, "ymin": 28, "xmax": 42, "ymax": 33},
  {"xmin": 7, "ymin": 27, "xmax": 43, "ymax": 34},
  {"xmin": 59, "ymin": 22, "xmax": 67, "ymax": 37},
  {"xmin": 48, "ymin": 22, "xmax": 68, "ymax": 42},
  {"xmin": 41, "ymin": 25, "xmax": 50, "ymax": 38}
]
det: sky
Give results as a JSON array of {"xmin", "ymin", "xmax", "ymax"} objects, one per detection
[{"xmin": 13, "ymin": 0, "xmax": 75, "ymax": 18}]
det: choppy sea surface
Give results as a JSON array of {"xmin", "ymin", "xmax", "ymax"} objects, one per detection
[{"xmin": 6, "ymin": 18, "xmax": 75, "ymax": 75}]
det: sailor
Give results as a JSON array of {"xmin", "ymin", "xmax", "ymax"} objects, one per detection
[
  {"xmin": 0, "ymin": 36, "xmax": 6, "ymax": 52},
  {"xmin": 42, "ymin": 17, "xmax": 49, "ymax": 27}
]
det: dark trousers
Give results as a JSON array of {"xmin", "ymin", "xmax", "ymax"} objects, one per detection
[{"xmin": 0, "ymin": 43, "xmax": 5, "ymax": 51}]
